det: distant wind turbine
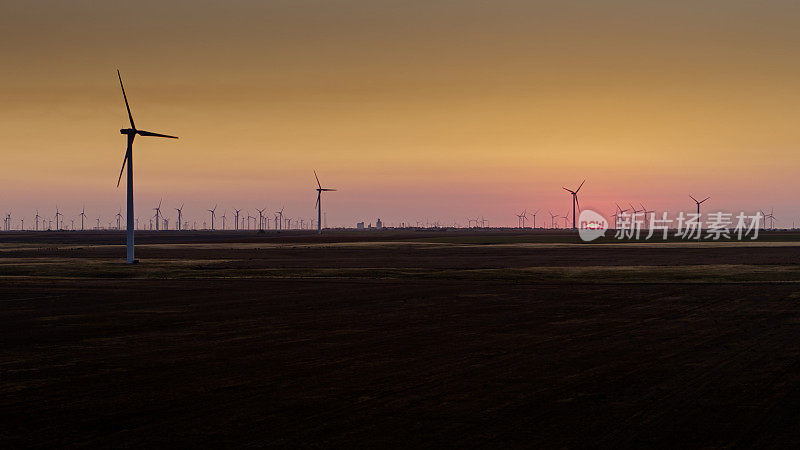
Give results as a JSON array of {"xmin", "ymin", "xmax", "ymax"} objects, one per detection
[
  {"xmin": 256, "ymin": 208, "xmax": 266, "ymax": 232},
  {"xmin": 690, "ymin": 195, "xmax": 710, "ymax": 242},
  {"xmin": 314, "ymin": 171, "xmax": 337, "ymax": 235},
  {"xmin": 562, "ymin": 180, "xmax": 585, "ymax": 230},
  {"xmin": 115, "ymin": 70, "xmax": 178, "ymax": 263},
  {"xmin": 175, "ymin": 204, "xmax": 184, "ymax": 231},
  {"xmin": 153, "ymin": 199, "xmax": 163, "ymax": 231},
  {"xmin": 208, "ymin": 205, "xmax": 217, "ymax": 231}
]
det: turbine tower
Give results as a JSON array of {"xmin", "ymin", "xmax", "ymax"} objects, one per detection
[
  {"xmin": 690, "ymin": 195, "xmax": 710, "ymax": 242},
  {"xmin": 79, "ymin": 206, "xmax": 86, "ymax": 231},
  {"xmin": 175, "ymin": 204, "xmax": 184, "ymax": 231},
  {"xmin": 275, "ymin": 207, "xmax": 284, "ymax": 231},
  {"xmin": 115, "ymin": 70, "xmax": 178, "ymax": 263},
  {"xmin": 314, "ymin": 171, "xmax": 337, "ymax": 235},
  {"xmin": 55, "ymin": 206, "xmax": 62, "ymax": 231},
  {"xmin": 233, "ymin": 208, "xmax": 241, "ymax": 231},
  {"xmin": 153, "ymin": 199, "xmax": 163, "ymax": 231},
  {"xmin": 208, "ymin": 205, "xmax": 217, "ymax": 231},
  {"xmin": 256, "ymin": 208, "xmax": 266, "ymax": 232},
  {"xmin": 562, "ymin": 180, "xmax": 585, "ymax": 230}
]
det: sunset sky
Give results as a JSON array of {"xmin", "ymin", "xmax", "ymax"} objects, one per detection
[{"xmin": 3, "ymin": 0, "xmax": 800, "ymax": 228}]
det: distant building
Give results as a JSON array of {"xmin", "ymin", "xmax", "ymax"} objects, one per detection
[
  {"xmin": 357, "ymin": 222, "xmax": 365, "ymax": 229},
  {"xmin": 376, "ymin": 218, "xmax": 383, "ymax": 229}
]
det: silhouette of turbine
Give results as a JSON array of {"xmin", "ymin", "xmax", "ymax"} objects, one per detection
[
  {"xmin": 314, "ymin": 171, "xmax": 337, "ymax": 235},
  {"xmin": 115, "ymin": 70, "xmax": 178, "ymax": 263}
]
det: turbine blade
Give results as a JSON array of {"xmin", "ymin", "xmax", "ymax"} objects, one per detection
[
  {"xmin": 117, "ymin": 70, "xmax": 136, "ymax": 129},
  {"xmin": 116, "ymin": 151, "xmax": 128, "ymax": 188},
  {"xmin": 689, "ymin": 195, "xmax": 698, "ymax": 203},
  {"xmin": 701, "ymin": 197, "xmax": 710, "ymax": 203},
  {"xmin": 562, "ymin": 187, "xmax": 571, "ymax": 193},
  {"xmin": 576, "ymin": 179, "xmax": 586, "ymax": 193},
  {"xmin": 315, "ymin": 193, "xmax": 320, "ymax": 210},
  {"xmin": 314, "ymin": 170, "xmax": 322, "ymax": 189},
  {"xmin": 323, "ymin": 189, "xmax": 337, "ymax": 191},
  {"xmin": 575, "ymin": 195, "xmax": 581, "ymax": 212},
  {"xmin": 137, "ymin": 130, "xmax": 178, "ymax": 139},
  {"xmin": 116, "ymin": 134, "xmax": 134, "ymax": 187}
]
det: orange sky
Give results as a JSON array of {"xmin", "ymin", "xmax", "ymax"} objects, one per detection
[{"xmin": 2, "ymin": 1, "xmax": 800, "ymax": 228}]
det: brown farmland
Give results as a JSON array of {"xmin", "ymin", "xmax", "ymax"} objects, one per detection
[{"xmin": 2, "ymin": 229, "xmax": 800, "ymax": 447}]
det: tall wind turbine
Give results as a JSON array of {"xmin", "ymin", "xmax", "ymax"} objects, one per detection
[
  {"xmin": 531, "ymin": 209, "xmax": 539, "ymax": 229},
  {"xmin": 760, "ymin": 209, "xmax": 775, "ymax": 230},
  {"xmin": 548, "ymin": 210, "xmax": 558, "ymax": 229},
  {"xmin": 79, "ymin": 206, "xmax": 86, "ymax": 231},
  {"xmin": 256, "ymin": 208, "xmax": 266, "ymax": 232},
  {"xmin": 35, "ymin": 210, "xmax": 40, "ymax": 231},
  {"xmin": 221, "ymin": 210, "xmax": 227, "ymax": 230},
  {"xmin": 208, "ymin": 205, "xmax": 217, "ymax": 231},
  {"xmin": 690, "ymin": 195, "xmax": 710, "ymax": 242},
  {"xmin": 611, "ymin": 203, "xmax": 629, "ymax": 229},
  {"xmin": 314, "ymin": 171, "xmax": 337, "ymax": 235},
  {"xmin": 115, "ymin": 70, "xmax": 178, "ymax": 263},
  {"xmin": 562, "ymin": 180, "xmax": 585, "ymax": 230},
  {"xmin": 55, "ymin": 206, "xmax": 62, "ymax": 231},
  {"xmin": 516, "ymin": 210, "xmax": 526, "ymax": 228},
  {"xmin": 640, "ymin": 202, "xmax": 655, "ymax": 229},
  {"xmin": 233, "ymin": 208, "xmax": 241, "ymax": 231},
  {"xmin": 116, "ymin": 209, "xmax": 123, "ymax": 230},
  {"xmin": 275, "ymin": 206, "xmax": 284, "ymax": 231},
  {"xmin": 153, "ymin": 199, "xmax": 163, "ymax": 231},
  {"xmin": 175, "ymin": 204, "xmax": 184, "ymax": 231}
]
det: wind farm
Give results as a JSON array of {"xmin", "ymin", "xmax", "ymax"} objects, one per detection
[{"xmin": 5, "ymin": 1, "xmax": 800, "ymax": 448}]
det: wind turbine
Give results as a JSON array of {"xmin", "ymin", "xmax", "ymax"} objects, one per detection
[
  {"xmin": 55, "ymin": 206, "xmax": 62, "ymax": 231},
  {"xmin": 79, "ymin": 206, "xmax": 86, "ymax": 231},
  {"xmin": 233, "ymin": 208, "xmax": 241, "ymax": 231},
  {"xmin": 116, "ymin": 209, "xmax": 123, "ymax": 230},
  {"xmin": 153, "ymin": 199, "xmax": 163, "ymax": 231},
  {"xmin": 516, "ymin": 210, "xmax": 526, "ymax": 228},
  {"xmin": 275, "ymin": 207, "xmax": 284, "ymax": 231},
  {"xmin": 629, "ymin": 203, "xmax": 643, "ymax": 228},
  {"xmin": 548, "ymin": 210, "xmax": 558, "ymax": 228},
  {"xmin": 611, "ymin": 203, "xmax": 629, "ymax": 229},
  {"xmin": 221, "ymin": 210, "xmax": 227, "ymax": 230},
  {"xmin": 208, "ymin": 205, "xmax": 217, "ymax": 231},
  {"xmin": 640, "ymin": 202, "xmax": 655, "ymax": 228},
  {"xmin": 175, "ymin": 204, "xmax": 184, "ymax": 231},
  {"xmin": 530, "ymin": 209, "xmax": 539, "ymax": 229},
  {"xmin": 35, "ymin": 210, "xmax": 40, "ymax": 231},
  {"xmin": 314, "ymin": 171, "xmax": 337, "ymax": 235},
  {"xmin": 256, "ymin": 208, "xmax": 266, "ymax": 232},
  {"xmin": 562, "ymin": 180, "xmax": 585, "ymax": 230},
  {"xmin": 115, "ymin": 70, "xmax": 178, "ymax": 263},
  {"xmin": 761, "ymin": 209, "xmax": 775, "ymax": 230},
  {"xmin": 690, "ymin": 195, "xmax": 710, "ymax": 242}
]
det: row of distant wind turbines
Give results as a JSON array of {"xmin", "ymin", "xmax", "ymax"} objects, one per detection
[
  {"xmin": 0, "ymin": 204, "xmax": 327, "ymax": 232},
  {"xmin": 513, "ymin": 181, "xmax": 778, "ymax": 230}
]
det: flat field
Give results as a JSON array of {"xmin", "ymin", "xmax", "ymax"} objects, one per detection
[{"xmin": 2, "ymin": 230, "xmax": 800, "ymax": 447}]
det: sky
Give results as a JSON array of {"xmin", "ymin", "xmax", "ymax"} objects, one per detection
[{"xmin": 2, "ymin": 0, "xmax": 800, "ymax": 229}]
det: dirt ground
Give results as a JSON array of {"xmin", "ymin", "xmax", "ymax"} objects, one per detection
[{"xmin": 2, "ymin": 230, "xmax": 800, "ymax": 447}]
